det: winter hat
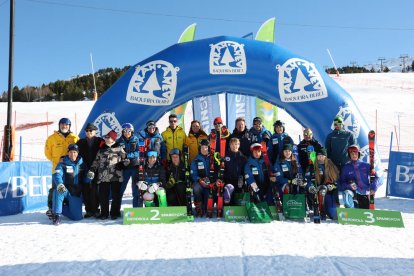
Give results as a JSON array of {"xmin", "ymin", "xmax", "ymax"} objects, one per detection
[
  {"xmin": 250, "ymin": 143, "xmax": 262, "ymax": 152},
  {"xmin": 317, "ymin": 147, "xmax": 327, "ymax": 156},
  {"xmin": 85, "ymin": 123, "xmax": 97, "ymax": 131},
  {"xmin": 213, "ymin": 117, "xmax": 223, "ymax": 124},
  {"xmin": 253, "ymin": 117, "xmax": 262, "ymax": 124},
  {"xmin": 333, "ymin": 115, "xmax": 344, "ymax": 124},
  {"xmin": 282, "ymin": 144, "xmax": 293, "ymax": 151},
  {"xmin": 104, "ymin": 130, "xmax": 118, "ymax": 141},
  {"xmin": 169, "ymin": 148, "xmax": 181, "ymax": 156},
  {"xmin": 146, "ymin": 120, "xmax": 156, "ymax": 128}
]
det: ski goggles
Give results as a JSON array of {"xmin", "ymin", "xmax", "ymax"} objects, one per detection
[
  {"xmin": 147, "ymin": 151, "xmax": 158, "ymax": 158},
  {"xmin": 169, "ymin": 148, "xmax": 180, "ymax": 156},
  {"xmin": 348, "ymin": 148, "xmax": 359, "ymax": 154}
]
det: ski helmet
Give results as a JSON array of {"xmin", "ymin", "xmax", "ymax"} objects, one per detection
[
  {"xmin": 169, "ymin": 148, "xmax": 181, "ymax": 156},
  {"xmin": 68, "ymin": 144, "xmax": 79, "ymax": 152},
  {"xmin": 59, "ymin": 118, "xmax": 71, "ymax": 125},
  {"xmin": 199, "ymin": 139, "xmax": 210, "ymax": 147},
  {"xmin": 122, "ymin": 123, "xmax": 134, "ymax": 134},
  {"xmin": 347, "ymin": 144, "xmax": 360, "ymax": 158},
  {"xmin": 343, "ymin": 190, "xmax": 355, "ymax": 208},
  {"xmin": 250, "ymin": 143, "xmax": 262, "ymax": 152}
]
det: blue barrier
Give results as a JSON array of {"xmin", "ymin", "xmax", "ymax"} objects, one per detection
[
  {"xmin": 0, "ymin": 161, "xmax": 52, "ymax": 216},
  {"xmin": 387, "ymin": 151, "xmax": 414, "ymax": 199}
]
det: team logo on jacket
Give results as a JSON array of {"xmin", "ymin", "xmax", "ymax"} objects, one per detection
[
  {"xmin": 209, "ymin": 41, "xmax": 246, "ymax": 74},
  {"xmin": 332, "ymin": 105, "xmax": 361, "ymax": 139},
  {"xmin": 126, "ymin": 60, "xmax": 179, "ymax": 106},
  {"xmin": 276, "ymin": 58, "xmax": 327, "ymax": 102},
  {"xmin": 93, "ymin": 112, "xmax": 122, "ymax": 138}
]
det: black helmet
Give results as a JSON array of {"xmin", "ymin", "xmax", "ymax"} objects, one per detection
[{"xmin": 199, "ymin": 139, "xmax": 210, "ymax": 147}]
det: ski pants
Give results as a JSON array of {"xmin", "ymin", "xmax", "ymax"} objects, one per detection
[{"xmin": 52, "ymin": 189, "xmax": 83, "ymax": 220}]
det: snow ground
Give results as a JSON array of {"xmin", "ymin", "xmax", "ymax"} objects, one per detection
[{"xmin": 0, "ymin": 73, "xmax": 414, "ymax": 275}]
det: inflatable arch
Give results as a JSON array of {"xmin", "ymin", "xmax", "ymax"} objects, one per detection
[{"xmin": 82, "ymin": 35, "xmax": 382, "ymax": 179}]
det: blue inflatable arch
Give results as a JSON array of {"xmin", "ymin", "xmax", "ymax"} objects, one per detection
[{"xmin": 82, "ymin": 35, "xmax": 381, "ymax": 176}]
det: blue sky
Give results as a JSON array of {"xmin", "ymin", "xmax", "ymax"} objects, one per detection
[{"xmin": 0, "ymin": 0, "xmax": 413, "ymax": 93}]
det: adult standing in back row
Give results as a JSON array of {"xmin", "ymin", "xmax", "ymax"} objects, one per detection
[
  {"xmin": 162, "ymin": 114, "xmax": 187, "ymax": 161},
  {"xmin": 325, "ymin": 115, "xmax": 356, "ymax": 172}
]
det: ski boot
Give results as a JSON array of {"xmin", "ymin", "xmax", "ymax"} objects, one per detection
[{"xmin": 52, "ymin": 214, "xmax": 61, "ymax": 225}]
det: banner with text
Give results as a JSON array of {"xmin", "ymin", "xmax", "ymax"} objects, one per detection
[
  {"xmin": 386, "ymin": 151, "xmax": 414, "ymax": 199},
  {"xmin": 337, "ymin": 208, "xmax": 404, "ymax": 228},
  {"xmin": 193, "ymin": 95, "xmax": 221, "ymax": 135},
  {"xmin": 123, "ymin": 207, "xmax": 191, "ymax": 224},
  {"xmin": 226, "ymin": 93, "xmax": 256, "ymax": 131},
  {"xmin": 0, "ymin": 161, "xmax": 52, "ymax": 216}
]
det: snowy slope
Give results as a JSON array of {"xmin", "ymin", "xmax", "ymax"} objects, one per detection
[{"xmin": 0, "ymin": 73, "xmax": 414, "ymax": 275}]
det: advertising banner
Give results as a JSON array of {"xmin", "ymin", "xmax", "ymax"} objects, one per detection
[
  {"xmin": 387, "ymin": 151, "xmax": 414, "ymax": 199},
  {"xmin": 123, "ymin": 207, "xmax": 191, "ymax": 224},
  {"xmin": 0, "ymin": 161, "xmax": 52, "ymax": 216},
  {"xmin": 337, "ymin": 208, "xmax": 404, "ymax": 228}
]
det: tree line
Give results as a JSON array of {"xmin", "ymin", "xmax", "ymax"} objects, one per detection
[{"xmin": 1, "ymin": 66, "xmax": 130, "ymax": 102}]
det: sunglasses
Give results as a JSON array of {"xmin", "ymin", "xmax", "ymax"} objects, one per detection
[
  {"xmin": 304, "ymin": 133, "xmax": 312, "ymax": 137},
  {"xmin": 123, "ymin": 129, "xmax": 132, "ymax": 133},
  {"xmin": 253, "ymin": 123, "xmax": 261, "ymax": 126},
  {"xmin": 169, "ymin": 120, "xmax": 177, "ymax": 123},
  {"xmin": 104, "ymin": 136, "xmax": 111, "ymax": 139},
  {"xmin": 85, "ymin": 129, "xmax": 94, "ymax": 132},
  {"xmin": 214, "ymin": 122, "xmax": 222, "ymax": 125},
  {"xmin": 349, "ymin": 149, "xmax": 359, "ymax": 154},
  {"xmin": 148, "ymin": 126, "xmax": 156, "ymax": 129}
]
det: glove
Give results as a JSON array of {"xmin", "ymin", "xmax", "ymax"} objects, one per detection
[
  {"xmin": 123, "ymin": 159, "xmax": 131, "ymax": 167},
  {"xmin": 137, "ymin": 181, "xmax": 148, "ymax": 191},
  {"xmin": 86, "ymin": 170, "xmax": 95, "ymax": 180},
  {"xmin": 57, "ymin": 184, "xmax": 67, "ymax": 194},
  {"xmin": 148, "ymin": 183, "xmax": 159, "ymax": 193},
  {"xmin": 199, "ymin": 177, "xmax": 210, "ymax": 188},
  {"xmin": 166, "ymin": 176, "xmax": 176, "ymax": 189},
  {"xmin": 115, "ymin": 162, "xmax": 125, "ymax": 170},
  {"xmin": 250, "ymin": 182, "xmax": 259, "ymax": 193},
  {"xmin": 327, "ymin": 184, "xmax": 336, "ymax": 191},
  {"xmin": 308, "ymin": 185, "xmax": 318, "ymax": 194},
  {"xmin": 319, "ymin": 185, "xmax": 328, "ymax": 196},
  {"xmin": 84, "ymin": 177, "xmax": 92, "ymax": 184},
  {"xmin": 297, "ymin": 178, "xmax": 306, "ymax": 187}
]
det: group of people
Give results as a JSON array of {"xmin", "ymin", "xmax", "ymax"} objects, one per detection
[{"xmin": 44, "ymin": 113, "xmax": 379, "ymax": 225}]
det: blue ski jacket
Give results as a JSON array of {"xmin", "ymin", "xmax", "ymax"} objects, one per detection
[
  {"xmin": 117, "ymin": 134, "xmax": 140, "ymax": 167},
  {"xmin": 138, "ymin": 128, "xmax": 167, "ymax": 160},
  {"xmin": 53, "ymin": 155, "xmax": 87, "ymax": 197},
  {"xmin": 340, "ymin": 160, "xmax": 378, "ymax": 194},
  {"xmin": 268, "ymin": 132, "xmax": 294, "ymax": 164},
  {"xmin": 190, "ymin": 153, "xmax": 211, "ymax": 182}
]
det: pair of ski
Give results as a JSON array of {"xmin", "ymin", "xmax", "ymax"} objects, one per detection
[
  {"xmin": 206, "ymin": 133, "xmax": 226, "ymax": 219},
  {"xmin": 306, "ymin": 145, "xmax": 325, "ymax": 224}
]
